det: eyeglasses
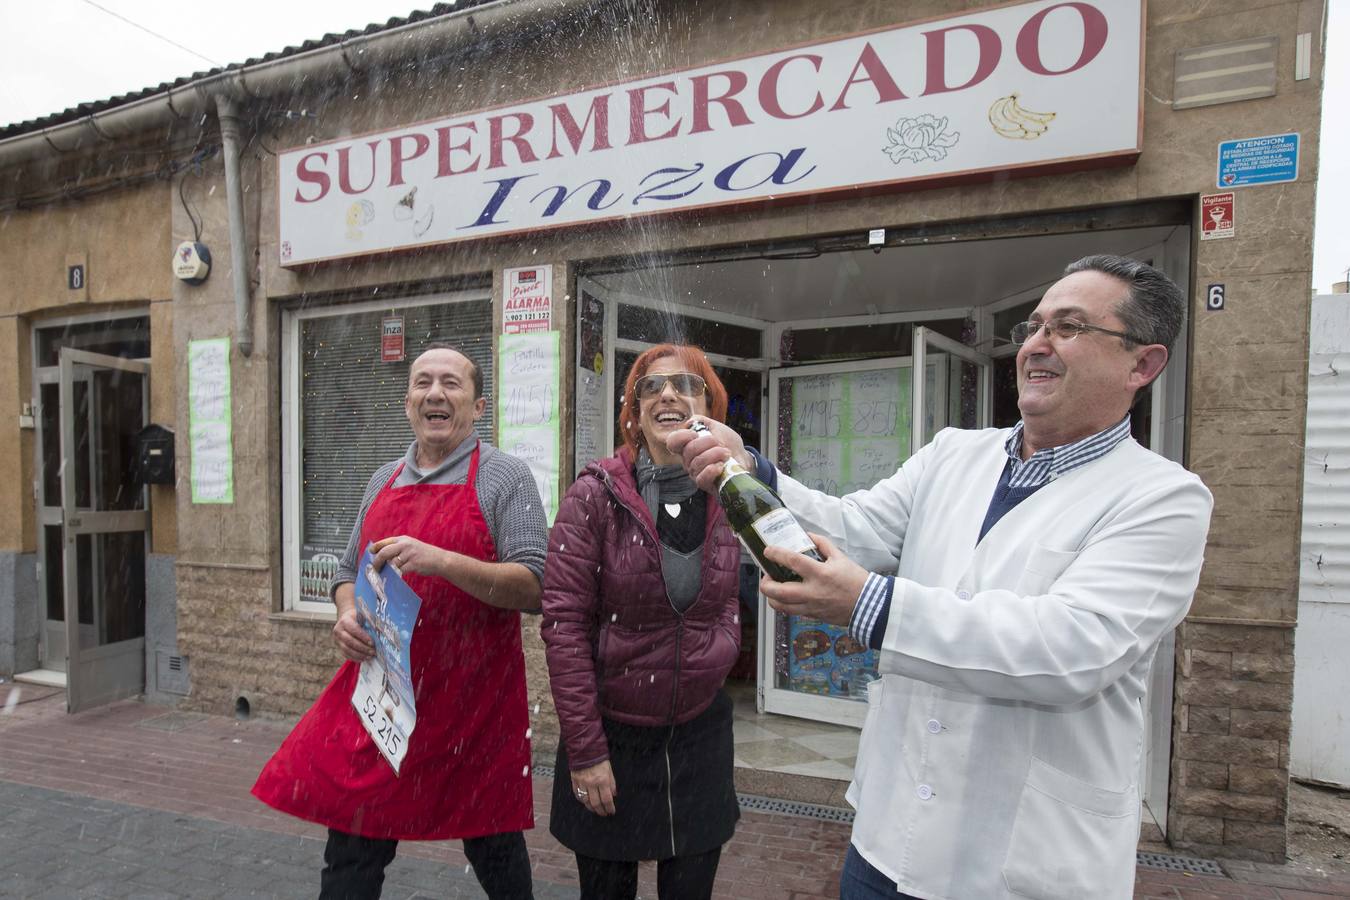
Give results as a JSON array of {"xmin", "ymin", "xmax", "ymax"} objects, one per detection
[
  {"xmin": 634, "ymin": 372, "xmax": 707, "ymax": 399},
  {"xmin": 1010, "ymin": 318, "xmax": 1146, "ymax": 346}
]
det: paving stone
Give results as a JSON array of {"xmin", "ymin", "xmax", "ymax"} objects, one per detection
[{"xmin": 31, "ymin": 888, "xmax": 85, "ymax": 900}]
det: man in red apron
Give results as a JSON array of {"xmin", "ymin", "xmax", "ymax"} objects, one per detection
[{"xmin": 254, "ymin": 344, "xmax": 548, "ymax": 899}]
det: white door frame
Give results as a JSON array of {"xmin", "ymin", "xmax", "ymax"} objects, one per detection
[
  {"xmin": 59, "ymin": 348, "xmax": 150, "ymax": 713},
  {"xmin": 31, "ymin": 311, "xmax": 150, "ymax": 675},
  {"xmin": 911, "ymin": 326, "xmax": 993, "ymax": 454}
]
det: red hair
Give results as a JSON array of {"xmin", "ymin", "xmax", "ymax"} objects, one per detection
[{"xmin": 618, "ymin": 344, "xmax": 728, "ymax": 454}]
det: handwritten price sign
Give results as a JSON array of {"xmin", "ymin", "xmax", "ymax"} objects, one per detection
[
  {"xmin": 188, "ymin": 338, "xmax": 234, "ymax": 504},
  {"xmin": 498, "ymin": 331, "xmax": 561, "ymax": 524}
]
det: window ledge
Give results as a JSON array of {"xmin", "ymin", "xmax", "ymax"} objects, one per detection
[{"xmin": 269, "ymin": 609, "xmax": 336, "ymax": 626}]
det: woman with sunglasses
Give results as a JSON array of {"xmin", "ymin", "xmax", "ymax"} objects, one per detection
[{"xmin": 541, "ymin": 344, "xmax": 742, "ymax": 899}]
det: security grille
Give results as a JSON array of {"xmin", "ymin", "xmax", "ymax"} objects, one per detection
[{"xmin": 298, "ymin": 299, "xmax": 493, "ymax": 556}]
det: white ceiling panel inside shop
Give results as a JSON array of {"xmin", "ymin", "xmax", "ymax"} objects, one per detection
[{"xmin": 593, "ymin": 225, "xmax": 1181, "ymax": 321}]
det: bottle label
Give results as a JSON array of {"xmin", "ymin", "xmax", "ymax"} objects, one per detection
[{"xmin": 750, "ymin": 508, "xmax": 816, "ymax": 554}]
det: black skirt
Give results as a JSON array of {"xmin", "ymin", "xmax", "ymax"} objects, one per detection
[{"xmin": 549, "ymin": 689, "xmax": 739, "ymax": 861}]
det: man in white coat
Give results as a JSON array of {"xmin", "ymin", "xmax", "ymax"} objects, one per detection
[{"xmin": 670, "ymin": 255, "xmax": 1213, "ymax": 900}]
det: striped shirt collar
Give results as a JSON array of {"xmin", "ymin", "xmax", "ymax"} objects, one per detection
[{"xmin": 1003, "ymin": 416, "xmax": 1133, "ymax": 489}]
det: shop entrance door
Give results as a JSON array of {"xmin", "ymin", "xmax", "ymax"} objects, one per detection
[
  {"xmin": 764, "ymin": 356, "xmax": 913, "ymax": 726},
  {"xmin": 57, "ymin": 348, "xmax": 149, "ymax": 713},
  {"xmin": 761, "ymin": 334, "xmax": 991, "ymax": 726}
]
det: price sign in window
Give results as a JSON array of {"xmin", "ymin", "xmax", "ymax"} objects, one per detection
[{"xmin": 772, "ymin": 362, "xmax": 914, "ymax": 701}]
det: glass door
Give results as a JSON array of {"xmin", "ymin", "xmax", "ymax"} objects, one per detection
[
  {"xmin": 760, "ymin": 330, "xmax": 991, "ymax": 727},
  {"xmin": 763, "ymin": 357, "xmax": 914, "ymax": 726},
  {"xmin": 58, "ymin": 348, "xmax": 150, "ymax": 713},
  {"xmin": 911, "ymin": 326, "xmax": 992, "ymax": 451}
]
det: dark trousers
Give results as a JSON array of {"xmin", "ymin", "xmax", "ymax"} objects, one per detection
[
  {"xmin": 574, "ymin": 847, "xmax": 722, "ymax": 900},
  {"xmin": 320, "ymin": 828, "xmax": 533, "ymax": 900},
  {"xmin": 839, "ymin": 844, "xmax": 921, "ymax": 900}
]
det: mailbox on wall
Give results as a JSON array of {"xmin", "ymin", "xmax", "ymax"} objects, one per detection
[{"xmin": 137, "ymin": 424, "xmax": 176, "ymax": 485}]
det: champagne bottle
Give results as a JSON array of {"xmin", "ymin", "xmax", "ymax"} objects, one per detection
[{"xmin": 690, "ymin": 422, "xmax": 823, "ymax": 582}]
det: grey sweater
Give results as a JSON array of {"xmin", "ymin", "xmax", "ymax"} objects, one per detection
[{"xmin": 331, "ymin": 436, "xmax": 548, "ymax": 600}]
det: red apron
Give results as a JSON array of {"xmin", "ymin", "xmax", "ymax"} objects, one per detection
[{"xmin": 252, "ymin": 445, "xmax": 533, "ymax": 840}]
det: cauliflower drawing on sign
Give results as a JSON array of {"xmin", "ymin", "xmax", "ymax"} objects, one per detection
[{"xmin": 883, "ymin": 114, "xmax": 960, "ymax": 164}]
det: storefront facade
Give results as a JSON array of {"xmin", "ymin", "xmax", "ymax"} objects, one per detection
[{"xmin": 0, "ymin": 0, "xmax": 1326, "ymax": 862}]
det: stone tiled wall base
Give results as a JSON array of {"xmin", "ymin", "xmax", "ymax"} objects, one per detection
[
  {"xmin": 174, "ymin": 566, "xmax": 330, "ymax": 719},
  {"xmin": 523, "ymin": 624, "xmax": 562, "ymax": 761},
  {"xmin": 1169, "ymin": 621, "xmax": 1294, "ymax": 862}
]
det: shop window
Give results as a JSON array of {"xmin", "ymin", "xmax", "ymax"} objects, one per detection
[
  {"xmin": 285, "ymin": 297, "xmax": 492, "ymax": 611},
  {"xmin": 617, "ymin": 304, "xmax": 762, "ymax": 359}
]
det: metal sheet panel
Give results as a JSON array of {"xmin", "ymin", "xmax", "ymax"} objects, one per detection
[
  {"xmin": 1292, "ymin": 294, "xmax": 1350, "ymax": 788},
  {"xmin": 1301, "ymin": 295, "xmax": 1350, "ymax": 606}
]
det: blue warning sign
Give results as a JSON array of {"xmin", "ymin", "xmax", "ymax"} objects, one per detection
[{"xmin": 1217, "ymin": 133, "xmax": 1299, "ymax": 188}]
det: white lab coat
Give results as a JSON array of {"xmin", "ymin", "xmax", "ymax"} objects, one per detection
[{"xmin": 779, "ymin": 426, "xmax": 1213, "ymax": 900}]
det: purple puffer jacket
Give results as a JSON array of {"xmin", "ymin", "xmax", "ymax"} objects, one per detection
[{"xmin": 541, "ymin": 447, "xmax": 742, "ymax": 770}]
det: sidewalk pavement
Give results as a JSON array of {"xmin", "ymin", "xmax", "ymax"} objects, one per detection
[{"xmin": 2, "ymin": 684, "xmax": 1348, "ymax": 899}]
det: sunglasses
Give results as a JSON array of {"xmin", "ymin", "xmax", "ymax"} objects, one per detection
[{"xmin": 634, "ymin": 372, "xmax": 708, "ymax": 399}]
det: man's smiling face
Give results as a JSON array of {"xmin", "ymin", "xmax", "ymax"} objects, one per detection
[
  {"xmin": 404, "ymin": 348, "xmax": 484, "ymax": 456},
  {"xmin": 1016, "ymin": 270, "xmax": 1146, "ymax": 450}
]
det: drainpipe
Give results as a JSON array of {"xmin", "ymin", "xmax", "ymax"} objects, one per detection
[{"xmin": 214, "ymin": 93, "xmax": 253, "ymax": 358}]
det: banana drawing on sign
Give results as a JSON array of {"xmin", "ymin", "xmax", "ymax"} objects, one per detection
[{"xmin": 988, "ymin": 94, "xmax": 1056, "ymax": 140}]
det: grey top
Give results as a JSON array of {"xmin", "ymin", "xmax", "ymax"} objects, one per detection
[
  {"xmin": 331, "ymin": 435, "xmax": 548, "ymax": 600},
  {"xmin": 660, "ymin": 543, "xmax": 703, "ymax": 614}
]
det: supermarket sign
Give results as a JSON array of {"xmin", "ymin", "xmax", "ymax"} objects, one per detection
[{"xmin": 278, "ymin": 0, "xmax": 1144, "ymax": 266}]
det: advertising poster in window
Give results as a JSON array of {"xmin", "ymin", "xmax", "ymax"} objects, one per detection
[
  {"xmin": 575, "ymin": 291, "xmax": 608, "ymax": 474},
  {"xmin": 381, "ymin": 315, "xmax": 405, "ymax": 361},
  {"xmin": 299, "ymin": 549, "xmax": 343, "ymax": 605},
  {"xmin": 503, "ymin": 265, "xmax": 553, "ymax": 334}
]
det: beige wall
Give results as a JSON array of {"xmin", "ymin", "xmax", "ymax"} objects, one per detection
[
  {"xmin": 0, "ymin": 184, "xmax": 172, "ymax": 316},
  {"xmin": 0, "ymin": 180, "xmax": 173, "ymax": 554},
  {"xmin": 0, "ymin": 316, "xmax": 32, "ymax": 552}
]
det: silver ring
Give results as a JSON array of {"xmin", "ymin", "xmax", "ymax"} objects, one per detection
[{"xmin": 575, "ymin": 788, "xmax": 587, "ymax": 798}]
